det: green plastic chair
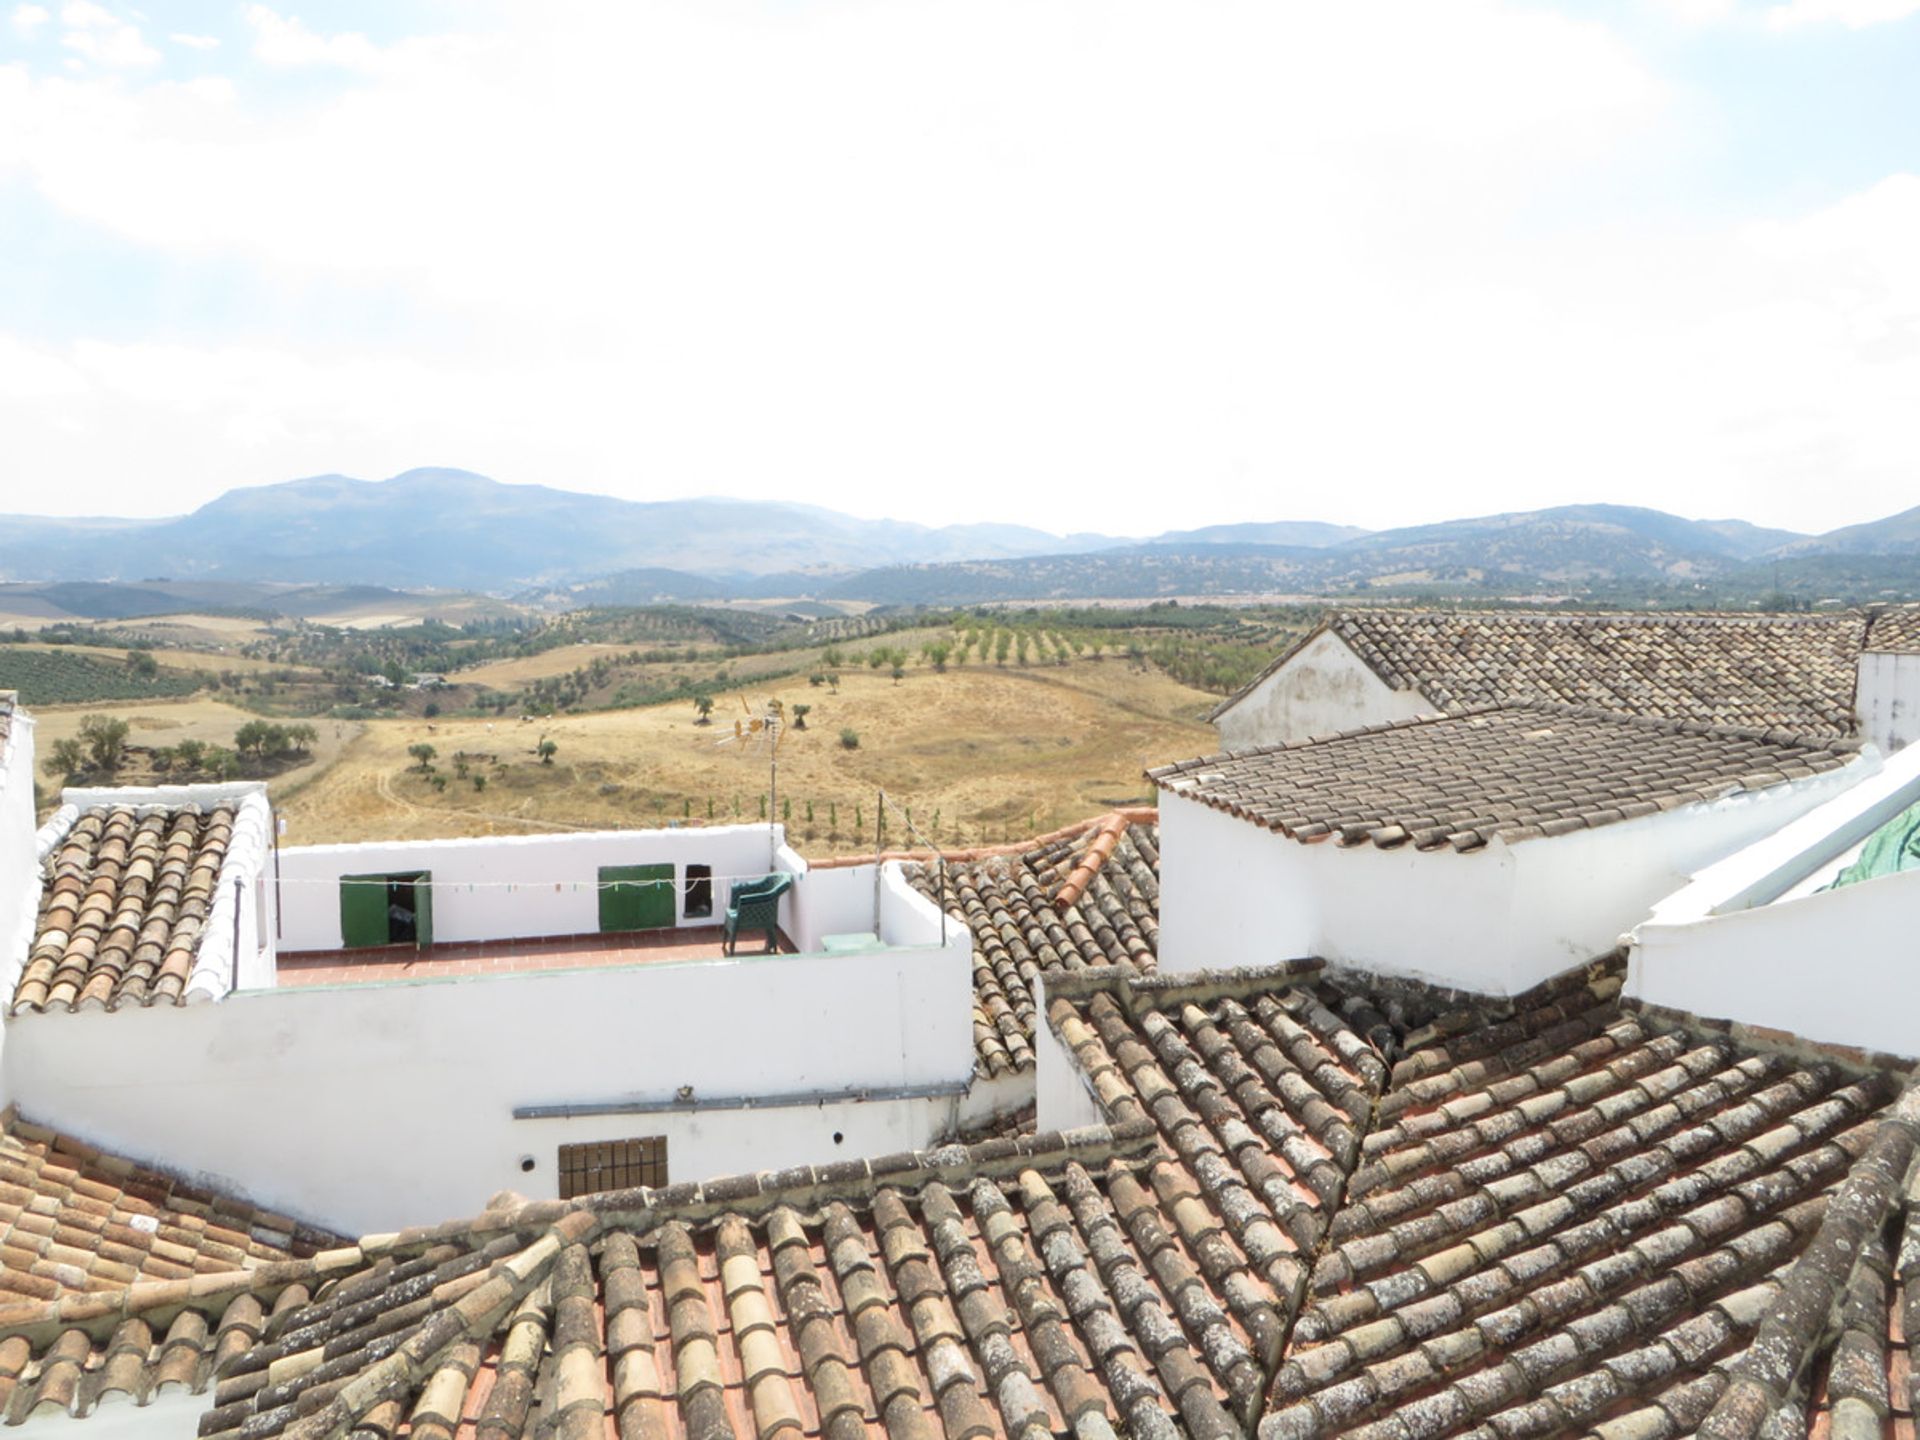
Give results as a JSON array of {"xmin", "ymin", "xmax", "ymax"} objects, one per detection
[{"xmin": 723, "ymin": 873, "xmax": 794, "ymax": 955}]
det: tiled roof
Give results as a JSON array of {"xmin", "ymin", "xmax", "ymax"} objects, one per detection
[
  {"xmin": 1152, "ymin": 704, "xmax": 1861, "ymax": 852},
  {"xmin": 903, "ymin": 812, "xmax": 1161, "ymax": 1079},
  {"xmin": 15, "ymin": 802, "xmax": 237, "ymax": 1014},
  {"xmin": 0, "ymin": 1110, "xmax": 340, "ymax": 1424},
  {"xmin": 1048, "ymin": 957, "xmax": 1920, "ymax": 1440},
  {"xmin": 0, "ymin": 1110, "xmax": 336, "ymax": 1307},
  {"xmin": 1213, "ymin": 611, "xmax": 1867, "ymax": 736},
  {"xmin": 1865, "ymin": 604, "xmax": 1920, "ymax": 655},
  {"xmin": 0, "ymin": 693, "xmax": 13, "ymax": 745},
  {"xmin": 0, "ymin": 957, "xmax": 1909, "ymax": 1438}
]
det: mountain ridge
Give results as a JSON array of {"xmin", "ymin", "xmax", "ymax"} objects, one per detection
[{"xmin": 3, "ymin": 467, "xmax": 1916, "ymax": 606}]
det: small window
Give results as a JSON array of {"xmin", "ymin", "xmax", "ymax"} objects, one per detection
[
  {"xmin": 557, "ymin": 1136, "xmax": 668, "ymax": 1198},
  {"xmin": 683, "ymin": 864, "xmax": 714, "ymax": 919}
]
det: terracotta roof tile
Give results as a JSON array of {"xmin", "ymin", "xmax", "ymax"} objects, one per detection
[
  {"xmin": 0, "ymin": 1112, "xmax": 338, "ymax": 1423},
  {"xmin": 1214, "ymin": 610, "xmax": 1868, "ymax": 735},
  {"xmin": 1152, "ymin": 703, "xmax": 1861, "ymax": 852},
  {"xmin": 16, "ymin": 802, "xmax": 238, "ymax": 1014},
  {"xmin": 0, "ymin": 956, "xmax": 1911, "ymax": 1438},
  {"xmin": 0, "ymin": 1110, "xmax": 337, "ymax": 1306},
  {"xmin": 905, "ymin": 813, "xmax": 1161, "ymax": 1079},
  {"xmin": 1866, "ymin": 604, "xmax": 1920, "ymax": 655}
]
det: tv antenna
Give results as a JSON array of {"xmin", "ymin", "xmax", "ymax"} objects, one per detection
[{"xmin": 716, "ymin": 699, "xmax": 787, "ymax": 866}]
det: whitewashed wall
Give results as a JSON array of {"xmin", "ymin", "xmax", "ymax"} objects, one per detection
[
  {"xmin": 1626, "ymin": 740, "xmax": 1920, "ymax": 1057},
  {"xmin": 275, "ymin": 824, "xmax": 789, "ymax": 952},
  {"xmin": 1213, "ymin": 630, "xmax": 1436, "ymax": 749},
  {"xmin": 1159, "ymin": 755, "xmax": 1874, "ymax": 994},
  {"xmin": 780, "ymin": 852, "xmax": 877, "ymax": 953},
  {"xmin": 4, "ymin": 923, "xmax": 974, "ymax": 1235},
  {"xmin": 1858, "ymin": 652, "xmax": 1920, "ymax": 757},
  {"xmin": 1629, "ymin": 869, "xmax": 1920, "ymax": 1059},
  {"xmin": 1157, "ymin": 793, "xmax": 1324, "ymax": 969},
  {"xmin": 0, "ymin": 707, "xmax": 38, "ymax": 1019}
]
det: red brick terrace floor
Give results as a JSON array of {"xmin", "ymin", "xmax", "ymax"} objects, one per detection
[{"xmin": 275, "ymin": 925, "xmax": 795, "ymax": 987}]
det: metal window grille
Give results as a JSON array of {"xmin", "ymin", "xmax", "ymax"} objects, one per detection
[{"xmin": 557, "ymin": 1136, "xmax": 669, "ymax": 1198}]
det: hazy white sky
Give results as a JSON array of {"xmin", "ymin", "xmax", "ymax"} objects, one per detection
[{"xmin": 1, "ymin": 1, "xmax": 1917, "ymax": 536}]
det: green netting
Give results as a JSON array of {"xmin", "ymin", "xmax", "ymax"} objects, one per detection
[{"xmin": 1825, "ymin": 798, "xmax": 1920, "ymax": 890}]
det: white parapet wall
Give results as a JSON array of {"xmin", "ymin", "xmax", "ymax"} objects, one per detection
[
  {"xmin": 2, "ymin": 894, "xmax": 975, "ymax": 1235},
  {"xmin": 1627, "ymin": 738, "xmax": 1920, "ymax": 1058},
  {"xmin": 776, "ymin": 843, "xmax": 877, "ymax": 953},
  {"xmin": 0, "ymin": 704, "xmax": 38, "ymax": 1010},
  {"xmin": 275, "ymin": 823, "xmax": 791, "ymax": 951},
  {"xmin": 1158, "ymin": 751, "xmax": 1877, "ymax": 994}
]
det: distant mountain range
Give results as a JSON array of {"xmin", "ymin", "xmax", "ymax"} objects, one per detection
[
  {"xmin": 0, "ymin": 469, "xmax": 1131, "ymax": 590},
  {"xmin": 2, "ymin": 468, "xmax": 1917, "ymax": 608}
]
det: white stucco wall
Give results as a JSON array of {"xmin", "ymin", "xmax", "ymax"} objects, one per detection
[
  {"xmin": 783, "ymin": 858, "xmax": 879, "ymax": 954},
  {"xmin": 1858, "ymin": 652, "xmax": 1920, "ymax": 757},
  {"xmin": 3, "ymin": 924, "xmax": 975, "ymax": 1235},
  {"xmin": 1158, "ymin": 754, "xmax": 1876, "ymax": 994},
  {"xmin": 1628, "ymin": 869, "xmax": 1920, "ymax": 1059},
  {"xmin": 1626, "ymin": 739, "xmax": 1920, "ymax": 1057},
  {"xmin": 0, "ymin": 705, "xmax": 38, "ymax": 1024},
  {"xmin": 276, "ymin": 824, "xmax": 790, "ymax": 951},
  {"xmin": 1214, "ymin": 630, "xmax": 1437, "ymax": 749}
]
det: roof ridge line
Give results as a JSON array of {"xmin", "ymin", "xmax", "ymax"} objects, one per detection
[
  {"xmin": 0, "ymin": 1243, "xmax": 371, "ymax": 1344},
  {"xmin": 1694, "ymin": 1075, "xmax": 1920, "ymax": 1436},
  {"xmin": 567, "ymin": 1117, "xmax": 1162, "ymax": 1225},
  {"xmin": 1041, "ymin": 958, "xmax": 1325, "ymax": 1010},
  {"xmin": 818, "ymin": 806, "xmax": 1157, "ymax": 871}
]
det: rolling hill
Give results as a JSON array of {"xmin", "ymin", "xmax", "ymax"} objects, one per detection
[
  {"xmin": 5, "ymin": 467, "xmax": 1918, "ymax": 609},
  {"xmin": 0, "ymin": 469, "xmax": 1133, "ymax": 589}
]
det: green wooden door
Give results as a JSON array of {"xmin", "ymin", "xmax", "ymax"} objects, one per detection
[
  {"xmin": 598, "ymin": 864, "xmax": 675, "ymax": 932},
  {"xmin": 340, "ymin": 874, "xmax": 390, "ymax": 948}
]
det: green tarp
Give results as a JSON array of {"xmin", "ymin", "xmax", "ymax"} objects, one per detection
[{"xmin": 1825, "ymin": 799, "xmax": 1920, "ymax": 890}]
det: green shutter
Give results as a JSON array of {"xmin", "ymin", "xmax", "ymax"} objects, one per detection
[
  {"xmin": 598, "ymin": 864, "xmax": 675, "ymax": 932},
  {"xmin": 339, "ymin": 874, "xmax": 390, "ymax": 949},
  {"xmin": 410, "ymin": 871, "xmax": 433, "ymax": 948}
]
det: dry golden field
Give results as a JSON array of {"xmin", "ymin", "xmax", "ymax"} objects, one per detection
[{"xmin": 275, "ymin": 659, "xmax": 1216, "ymax": 850}]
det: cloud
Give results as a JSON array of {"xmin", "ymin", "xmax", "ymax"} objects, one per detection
[
  {"xmin": 168, "ymin": 32, "xmax": 219, "ymax": 50},
  {"xmin": 9, "ymin": 3, "xmax": 48, "ymax": 36},
  {"xmin": 243, "ymin": 4, "xmax": 382, "ymax": 70},
  {"xmin": 0, "ymin": 3, "xmax": 1914, "ymax": 535},
  {"xmin": 58, "ymin": 0, "xmax": 159, "ymax": 67},
  {"xmin": 1766, "ymin": 0, "xmax": 1920, "ymax": 25}
]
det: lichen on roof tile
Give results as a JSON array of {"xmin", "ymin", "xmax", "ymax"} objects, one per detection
[
  {"xmin": 1215, "ymin": 609, "xmax": 1868, "ymax": 736},
  {"xmin": 0, "ymin": 953, "xmax": 1911, "ymax": 1438}
]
